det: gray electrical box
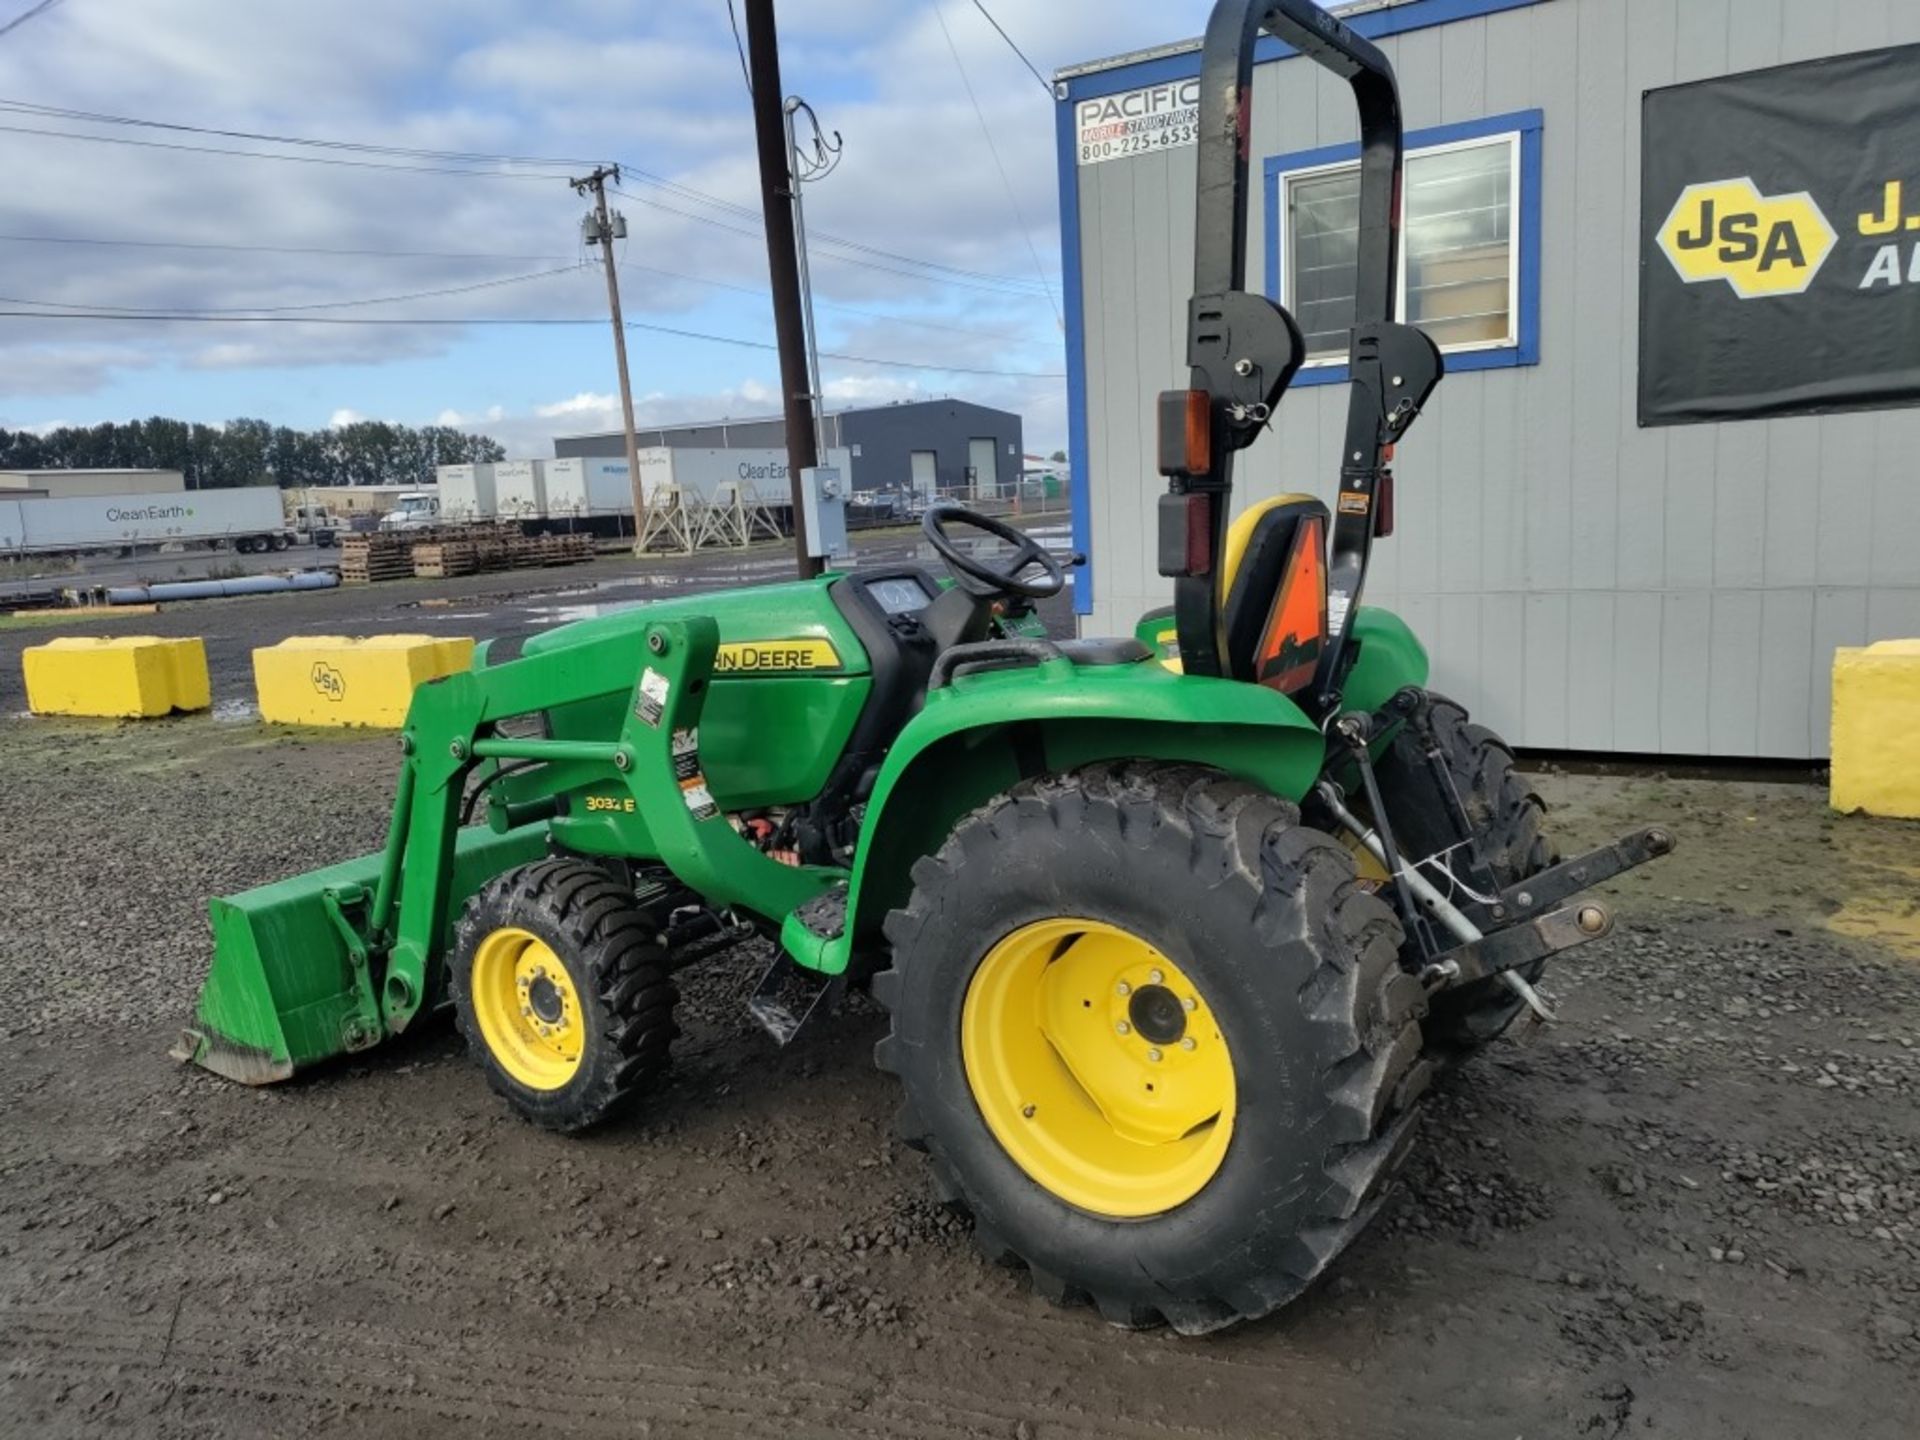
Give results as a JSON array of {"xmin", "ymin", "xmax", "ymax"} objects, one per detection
[{"xmin": 799, "ymin": 465, "xmax": 850, "ymax": 562}]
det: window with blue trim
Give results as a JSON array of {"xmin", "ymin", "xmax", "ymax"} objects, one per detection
[{"xmin": 1265, "ymin": 110, "xmax": 1543, "ymax": 381}]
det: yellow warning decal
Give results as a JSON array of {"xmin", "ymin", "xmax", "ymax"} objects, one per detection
[{"xmin": 714, "ymin": 639, "xmax": 842, "ymax": 674}]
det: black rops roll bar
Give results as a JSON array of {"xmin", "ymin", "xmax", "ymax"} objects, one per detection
[{"xmin": 1158, "ymin": 0, "xmax": 1442, "ymax": 711}]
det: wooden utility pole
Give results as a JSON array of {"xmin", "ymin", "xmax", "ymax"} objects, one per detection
[
  {"xmin": 742, "ymin": 0, "xmax": 822, "ymax": 578},
  {"xmin": 571, "ymin": 164, "xmax": 647, "ymax": 547}
]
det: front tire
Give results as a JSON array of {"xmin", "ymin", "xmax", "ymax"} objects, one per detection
[
  {"xmin": 875, "ymin": 762, "xmax": 1429, "ymax": 1334},
  {"xmin": 449, "ymin": 858, "xmax": 677, "ymax": 1133}
]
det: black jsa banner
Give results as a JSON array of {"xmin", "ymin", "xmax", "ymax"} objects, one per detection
[{"xmin": 1639, "ymin": 44, "xmax": 1920, "ymax": 427}]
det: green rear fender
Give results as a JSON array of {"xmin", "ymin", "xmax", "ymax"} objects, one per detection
[
  {"xmin": 815, "ymin": 656, "xmax": 1328, "ymax": 973},
  {"xmin": 1339, "ymin": 606, "xmax": 1429, "ymax": 714},
  {"xmin": 1131, "ymin": 601, "xmax": 1429, "ymax": 711}
]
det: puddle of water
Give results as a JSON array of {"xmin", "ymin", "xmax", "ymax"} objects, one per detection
[
  {"xmin": 1826, "ymin": 862, "xmax": 1920, "ymax": 962},
  {"xmin": 1824, "ymin": 820, "xmax": 1920, "ymax": 962},
  {"xmin": 529, "ymin": 600, "xmax": 650, "ymax": 625},
  {"xmin": 212, "ymin": 698, "xmax": 259, "ymax": 723}
]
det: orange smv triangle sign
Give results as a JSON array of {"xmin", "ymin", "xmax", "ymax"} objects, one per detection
[{"xmin": 1255, "ymin": 515, "xmax": 1327, "ymax": 694}]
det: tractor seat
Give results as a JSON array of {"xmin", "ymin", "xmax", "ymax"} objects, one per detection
[{"xmin": 1136, "ymin": 494, "xmax": 1330, "ymax": 692}]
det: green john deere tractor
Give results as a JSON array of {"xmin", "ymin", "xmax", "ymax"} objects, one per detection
[{"xmin": 175, "ymin": 0, "xmax": 1672, "ymax": 1333}]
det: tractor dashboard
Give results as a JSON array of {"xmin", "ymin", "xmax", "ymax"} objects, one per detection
[{"xmin": 861, "ymin": 573, "xmax": 936, "ymax": 617}]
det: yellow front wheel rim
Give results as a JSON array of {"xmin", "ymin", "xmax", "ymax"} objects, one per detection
[
  {"xmin": 469, "ymin": 926, "xmax": 586, "ymax": 1091},
  {"xmin": 962, "ymin": 918, "xmax": 1236, "ymax": 1219}
]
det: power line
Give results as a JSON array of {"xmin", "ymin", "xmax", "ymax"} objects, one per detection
[
  {"xmin": 932, "ymin": 0, "xmax": 1062, "ymax": 326},
  {"xmin": 0, "ymin": 0, "xmax": 62, "ymax": 41},
  {"xmin": 608, "ymin": 164, "xmax": 1054, "ymax": 292},
  {"xmin": 0, "ymin": 119, "xmax": 578, "ymax": 179},
  {"xmin": 0, "ymin": 91, "xmax": 1054, "ymax": 293},
  {"xmin": 0, "ymin": 307, "xmax": 1067, "ymax": 379},
  {"xmin": 0, "ymin": 264, "xmax": 586, "ymax": 317},
  {"xmin": 0, "ymin": 232, "xmax": 576, "ymax": 263},
  {"xmin": 615, "ymin": 260, "xmax": 1029, "ymax": 343},
  {"xmin": 606, "ymin": 183, "xmax": 1049, "ymax": 300},
  {"xmin": 0, "ymin": 229, "xmax": 1028, "ymax": 341},
  {"xmin": 723, "ymin": 0, "xmax": 752, "ymax": 97},
  {"xmin": 0, "ymin": 96, "xmax": 608, "ymax": 169},
  {"xmin": 968, "ymin": 0, "xmax": 1052, "ymax": 97}
]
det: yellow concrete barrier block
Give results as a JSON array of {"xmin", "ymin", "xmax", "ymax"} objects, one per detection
[
  {"xmin": 22, "ymin": 636, "xmax": 210, "ymax": 718},
  {"xmin": 253, "ymin": 634, "xmax": 474, "ymax": 728},
  {"xmin": 1831, "ymin": 639, "xmax": 1920, "ymax": 818}
]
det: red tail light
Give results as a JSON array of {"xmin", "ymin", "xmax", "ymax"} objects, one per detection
[{"xmin": 1185, "ymin": 493, "xmax": 1214, "ymax": 575}]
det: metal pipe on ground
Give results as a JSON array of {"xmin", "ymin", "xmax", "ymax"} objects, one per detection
[{"xmin": 101, "ymin": 571, "xmax": 340, "ymax": 605}]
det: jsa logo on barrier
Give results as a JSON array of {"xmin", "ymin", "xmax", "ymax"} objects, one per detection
[
  {"xmin": 1657, "ymin": 178, "xmax": 1837, "ymax": 298},
  {"xmin": 310, "ymin": 661, "xmax": 345, "ymax": 702}
]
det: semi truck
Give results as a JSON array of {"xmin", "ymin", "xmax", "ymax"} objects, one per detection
[
  {"xmin": 288, "ymin": 503, "xmax": 340, "ymax": 548},
  {"xmin": 377, "ymin": 491, "xmax": 442, "ymax": 533},
  {"xmin": 0, "ymin": 486, "xmax": 296, "ymax": 557}
]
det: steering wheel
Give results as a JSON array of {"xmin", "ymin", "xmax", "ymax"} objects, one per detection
[{"xmin": 921, "ymin": 503, "xmax": 1067, "ymax": 600}]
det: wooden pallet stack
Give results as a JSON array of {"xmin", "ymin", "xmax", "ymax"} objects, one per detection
[
  {"xmin": 506, "ymin": 533, "xmax": 596, "ymax": 568},
  {"xmin": 411, "ymin": 541, "xmax": 478, "ymax": 579},
  {"xmin": 338, "ymin": 533, "xmax": 416, "ymax": 584},
  {"xmin": 342, "ymin": 525, "xmax": 599, "ymax": 584}
]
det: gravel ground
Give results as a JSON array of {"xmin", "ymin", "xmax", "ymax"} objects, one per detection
[{"xmin": 1, "ymin": 548, "xmax": 1916, "ymax": 1438}]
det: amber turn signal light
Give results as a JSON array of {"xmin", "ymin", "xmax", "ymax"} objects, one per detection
[{"xmin": 1156, "ymin": 389, "xmax": 1211, "ymax": 477}]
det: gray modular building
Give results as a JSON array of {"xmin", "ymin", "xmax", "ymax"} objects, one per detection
[
  {"xmin": 553, "ymin": 398, "xmax": 1023, "ymax": 503},
  {"xmin": 1056, "ymin": 0, "xmax": 1920, "ymax": 759}
]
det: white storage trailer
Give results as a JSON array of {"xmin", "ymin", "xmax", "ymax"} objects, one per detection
[
  {"xmin": 542, "ymin": 458, "xmax": 636, "ymax": 535},
  {"xmin": 436, "ymin": 463, "xmax": 497, "ymax": 521},
  {"xmin": 492, "ymin": 461, "xmax": 545, "ymax": 520},
  {"xmin": 0, "ymin": 486, "xmax": 293, "ymax": 555},
  {"xmin": 635, "ymin": 447, "xmax": 852, "ymax": 506}
]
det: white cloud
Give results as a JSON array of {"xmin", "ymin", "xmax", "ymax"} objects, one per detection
[
  {"xmin": 535, "ymin": 392, "xmax": 618, "ymax": 420},
  {"xmin": 0, "ymin": 0, "xmax": 1199, "ymax": 450},
  {"xmin": 436, "ymin": 404, "xmax": 506, "ymax": 426},
  {"xmin": 328, "ymin": 408, "xmax": 364, "ymax": 428},
  {"xmin": 451, "ymin": 33, "xmax": 732, "ymax": 102},
  {"xmin": 821, "ymin": 373, "xmax": 923, "ymax": 405}
]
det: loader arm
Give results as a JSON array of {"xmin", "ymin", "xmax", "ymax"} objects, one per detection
[
  {"xmin": 376, "ymin": 614, "xmax": 840, "ymax": 1034},
  {"xmin": 179, "ymin": 615, "xmax": 842, "ymax": 1081}
]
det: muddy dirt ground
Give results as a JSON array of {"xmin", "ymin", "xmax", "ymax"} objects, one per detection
[{"xmin": 2, "ymin": 553, "xmax": 1916, "ymax": 1438}]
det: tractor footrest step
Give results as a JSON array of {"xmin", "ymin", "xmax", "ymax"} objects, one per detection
[
  {"xmin": 747, "ymin": 949, "xmax": 845, "ymax": 1047},
  {"xmin": 793, "ymin": 884, "xmax": 848, "ymax": 942}
]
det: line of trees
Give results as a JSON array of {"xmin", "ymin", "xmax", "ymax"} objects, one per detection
[{"xmin": 0, "ymin": 417, "xmax": 506, "ymax": 490}]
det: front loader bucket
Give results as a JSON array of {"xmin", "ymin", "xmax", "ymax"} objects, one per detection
[{"xmin": 172, "ymin": 824, "xmax": 549, "ymax": 1084}]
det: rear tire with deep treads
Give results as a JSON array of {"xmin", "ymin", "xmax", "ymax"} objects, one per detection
[
  {"xmin": 449, "ymin": 858, "xmax": 677, "ymax": 1133},
  {"xmin": 1373, "ymin": 694, "xmax": 1555, "ymax": 1053},
  {"xmin": 873, "ymin": 761, "xmax": 1429, "ymax": 1334}
]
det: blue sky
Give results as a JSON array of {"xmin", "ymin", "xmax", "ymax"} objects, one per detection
[{"xmin": 0, "ymin": 0, "xmax": 1225, "ymax": 456}]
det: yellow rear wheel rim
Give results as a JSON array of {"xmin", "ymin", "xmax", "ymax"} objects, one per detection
[
  {"xmin": 962, "ymin": 918, "xmax": 1235, "ymax": 1219},
  {"xmin": 469, "ymin": 926, "xmax": 586, "ymax": 1091}
]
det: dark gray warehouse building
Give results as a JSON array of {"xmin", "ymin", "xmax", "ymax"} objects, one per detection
[{"xmin": 553, "ymin": 398, "xmax": 1023, "ymax": 504}]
